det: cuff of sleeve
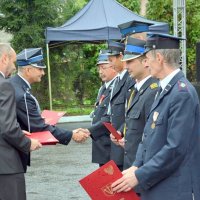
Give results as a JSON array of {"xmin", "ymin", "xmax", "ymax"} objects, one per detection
[
  {"xmin": 135, "ymin": 167, "xmax": 153, "ymax": 191},
  {"xmin": 133, "ymin": 160, "xmax": 143, "ymax": 168},
  {"xmin": 88, "ymin": 122, "xmax": 109, "ymax": 140},
  {"xmin": 64, "ymin": 131, "xmax": 72, "ymax": 145}
]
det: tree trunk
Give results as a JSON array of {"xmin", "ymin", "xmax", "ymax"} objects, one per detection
[{"xmin": 140, "ymin": 0, "xmax": 148, "ymax": 16}]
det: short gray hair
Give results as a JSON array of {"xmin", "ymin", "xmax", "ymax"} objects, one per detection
[
  {"xmin": 150, "ymin": 49, "xmax": 180, "ymax": 68},
  {"xmin": 0, "ymin": 43, "xmax": 13, "ymax": 58}
]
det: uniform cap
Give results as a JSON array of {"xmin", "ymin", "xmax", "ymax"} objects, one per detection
[
  {"xmin": 118, "ymin": 20, "xmax": 153, "ymax": 37},
  {"xmin": 106, "ymin": 40, "xmax": 125, "ymax": 56},
  {"xmin": 97, "ymin": 50, "xmax": 110, "ymax": 65},
  {"xmin": 118, "ymin": 20, "xmax": 169, "ymax": 38},
  {"xmin": 145, "ymin": 33, "xmax": 185, "ymax": 52},
  {"xmin": 17, "ymin": 48, "xmax": 46, "ymax": 68},
  {"xmin": 122, "ymin": 37, "xmax": 146, "ymax": 61}
]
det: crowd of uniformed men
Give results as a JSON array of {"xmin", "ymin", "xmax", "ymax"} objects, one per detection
[
  {"xmin": 79, "ymin": 20, "xmax": 200, "ymax": 200},
  {"xmin": 0, "ymin": 19, "xmax": 200, "ymax": 200}
]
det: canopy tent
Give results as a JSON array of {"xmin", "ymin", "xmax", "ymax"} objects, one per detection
[
  {"xmin": 45, "ymin": 0, "xmax": 168, "ymax": 109},
  {"xmin": 46, "ymin": 0, "xmax": 168, "ymax": 44}
]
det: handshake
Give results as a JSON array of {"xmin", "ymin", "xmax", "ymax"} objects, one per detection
[{"xmin": 72, "ymin": 128, "xmax": 91, "ymax": 143}]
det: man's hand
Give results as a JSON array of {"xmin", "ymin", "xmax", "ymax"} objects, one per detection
[
  {"xmin": 22, "ymin": 130, "xmax": 31, "ymax": 136},
  {"xmin": 110, "ymin": 131, "xmax": 123, "ymax": 146},
  {"xmin": 72, "ymin": 128, "xmax": 90, "ymax": 143},
  {"xmin": 111, "ymin": 166, "xmax": 139, "ymax": 193},
  {"xmin": 110, "ymin": 133, "xmax": 119, "ymax": 145},
  {"xmin": 30, "ymin": 139, "xmax": 42, "ymax": 151},
  {"xmin": 118, "ymin": 138, "xmax": 125, "ymax": 148}
]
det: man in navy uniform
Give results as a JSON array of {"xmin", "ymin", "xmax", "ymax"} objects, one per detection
[
  {"xmin": 85, "ymin": 41, "xmax": 135, "ymax": 171},
  {"xmin": 0, "ymin": 43, "xmax": 41, "ymax": 200},
  {"xmin": 10, "ymin": 48, "xmax": 89, "ymax": 170},
  {"xmin": 110, "ymin": 37, "xmax": 158, "ymax": 170},
  {"xmin": 89, "ymin": 50, "xmax": 118, "ymax": 167},
  {"xmin": 112, "ymin": 33, "xmax": 200, "ymax": 200}
]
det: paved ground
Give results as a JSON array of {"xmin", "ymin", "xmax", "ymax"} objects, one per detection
[{"xmin": 26, "ymin": 122, "xmax": 98, "ymax": 200}]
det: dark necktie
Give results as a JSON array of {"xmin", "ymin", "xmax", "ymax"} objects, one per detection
[
  {"xmin": 107, "ymin": 76, "xmax": 120, "ymax": 115},
  {"xmin": 112, "ymin": 76, "xmax": 120, "ymax": 95},
  {"xmin": 155, "ymin": 86, "xmax": 162, "ymax": 100}
]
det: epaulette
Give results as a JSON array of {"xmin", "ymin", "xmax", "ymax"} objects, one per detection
[
  {"xmin": 178, "ymin": 81, "xmax": 188, "ymax": 92},
  {"xmin": 150, "ymin": 82, "xmax": 158, "ymax": 89}
]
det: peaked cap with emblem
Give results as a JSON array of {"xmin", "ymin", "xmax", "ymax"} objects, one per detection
[
  {"xmin": 122, "ymin": 37, "xmax": 146, "ymax": 61},
  {"xmin": 118, "ymin": 20, "xmax": 153, "ymax": 37},
  {"xmin": 17, "ymin": 48, "xmax": 46, "ymax": 68},
  {"xmin": 145, "ymin": 33, "xmax": 185, "ymax": 52},
  {"xmin": 118, "ymin": 20, "xmax": 169, "ymax": 43},
  {"xmin": 106, "ymin": 40, "xmax": 125, "ymax": 56},
  {"xmin": 97, "ymin": 50, "xmax": 110, "ymax": 65}
]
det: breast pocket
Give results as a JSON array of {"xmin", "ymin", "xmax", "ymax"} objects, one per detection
[
  {"xmin": 128, "ymin": 110, "xmax": 141, "ymax": 130},
  {"xmin": 112, "ymin": 97, "xmax": 125, "ymax": 116},
  {"xmin": 114, "ymin": 96, "xmax": 125, "ymax": 105}
]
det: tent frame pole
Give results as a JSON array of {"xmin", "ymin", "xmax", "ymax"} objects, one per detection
[{"xmin": 46, "ymin": 43, "xmax": 53, "ymax": 110}]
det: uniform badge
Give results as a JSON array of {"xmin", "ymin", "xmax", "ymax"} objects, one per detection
[
  {"xmin": 150, "ymin": 82, "xmax": 158, "ymax": 89},
  {"xmin": 99, "ymin": 95, "xmax": 105, "ymax": 104},
  {"xmin": 151, "ymin": 111, "xmax": 159, "ymax": 129},
  {"xmin": 151, "ymin": 122, "xmax": 156, "ymax": 129},
  {"xmin": 180, "ymin": 82, "xmax": 186, "ymax": 87},
  {"xmin": 178, "ymin": 81, "xmax": 188, "ymax": 91}
]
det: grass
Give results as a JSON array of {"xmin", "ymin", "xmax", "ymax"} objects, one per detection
[
  {"xmin": 65, "ymin": 106, "xmax": 94, "ymax": 116},
  {"xmin": 50, "ymin": 105, "xmax": 94, "ymax": 116}
]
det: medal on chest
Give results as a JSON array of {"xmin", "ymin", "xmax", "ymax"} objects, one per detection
[{"xmin": 151, "ymin": 111, "xmax": 159, "ymax": 129}]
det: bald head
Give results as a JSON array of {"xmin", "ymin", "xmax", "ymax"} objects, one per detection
[{"xmin": 0, "ymin": 43, "xmax": 16, "ymax": 77}]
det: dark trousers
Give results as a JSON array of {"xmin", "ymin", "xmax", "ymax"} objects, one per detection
[{"xmin": 0, "ymin": 173, "xmax": 26, "ymax": 200}]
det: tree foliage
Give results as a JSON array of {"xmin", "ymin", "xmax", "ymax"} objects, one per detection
[
  {"xmin": 117, "ymin": 0, "xmax": 140, "ymax": 13},
  {"xmin": 0, "ymin": 0, "xmax": 141, "ymax": 109},
  {"xmin": 1, "ymin": 0, "xmax": 199, "ymax": 111},
  {"xmin": 0, "ymin": 0, "xmax": 63, "ymax": 50}
]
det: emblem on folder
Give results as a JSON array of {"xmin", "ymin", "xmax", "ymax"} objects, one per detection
[
  {"xmin": 104, "ymin": 165, "xmax": 114, "ymax": 175},
  {"xmin": 101, "ymin": 183, "xmax": 116, "ymax": 196}
]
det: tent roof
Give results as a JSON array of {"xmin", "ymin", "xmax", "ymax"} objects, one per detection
[{"xmin": 45, "ymin": 0, "xmax": 168, "ymax": 44}]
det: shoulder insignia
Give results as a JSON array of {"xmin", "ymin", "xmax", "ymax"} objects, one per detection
[
  {"xmin": 178, "ymin": 81, "xmax": 188, "ymax": 91},
  {"xmin": 150, "ymin": 82, "xmax": 158, "ymax": 89}
]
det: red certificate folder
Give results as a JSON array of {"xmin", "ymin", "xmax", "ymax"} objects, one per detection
[
  {"xmin": 26, "ymin": 131, "xmax": 59, "ymax": 145},
  {"xmin": 41, "ymin": 110, "xmax": 66, "ymax": 125},
  {"xmin": 103, "ymin": 122, "xmax": 122, "ymax": 140},
  {"xmin": 79, "ymin": 160, "xmax": 140, "ymax": 200}
]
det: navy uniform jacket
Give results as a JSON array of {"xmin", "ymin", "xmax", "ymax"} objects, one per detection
[
  {"xmin": 89, "ymin": 71, "xmax": 135, "ymax": 166},
  {"xmin": 133, "ymin": 71, "xmax": 200, "ymax": 200},
  {"xmin": 10, "ymin": 75, "xmax": 72, "ymax": 170},
  {"xmin": 0, "ymin": 74, "xmax": 31, "ymax": 174},
  {"xmin": 90, "ymin": 83, "xmax": 113, "ymax": 165},
  {"xmin": 121, "ymin": 77, "xmax": 158, "ymax": 170}
]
